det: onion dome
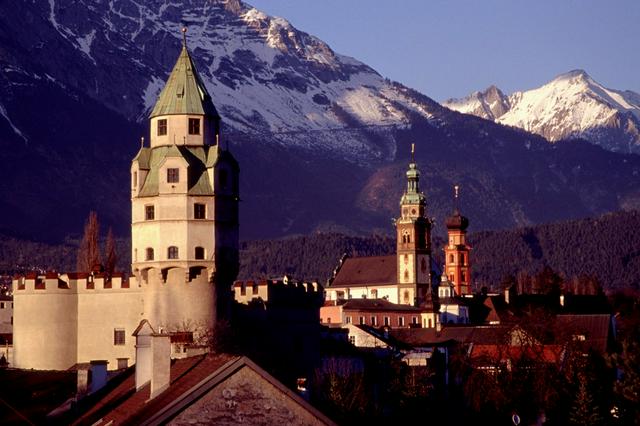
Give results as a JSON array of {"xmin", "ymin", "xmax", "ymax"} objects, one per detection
[{"xmin": 446, "ymin": 185, "xmax": 469, "ymax": 230}]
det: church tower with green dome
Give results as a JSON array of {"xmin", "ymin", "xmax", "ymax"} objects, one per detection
[
  {"xmin": 395, "ymin": 145, "xmax": 433, "ymax": 305},
  {"xmin": 130, "ymin": 29, "xmax": 239, "ymax": 331}
]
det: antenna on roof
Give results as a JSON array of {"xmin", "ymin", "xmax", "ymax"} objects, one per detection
[
  {"xmin": 411, "ymin": 143, "xmax": 415, "ymax": 162},
  {"xmin": 181, "ymin": 27, "xmax": 188, "ymax": 48}
]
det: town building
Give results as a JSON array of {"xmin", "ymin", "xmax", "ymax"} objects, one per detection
[{"xmin": 11, "ymin": 32, "xmax": 239, "ymax": 371}]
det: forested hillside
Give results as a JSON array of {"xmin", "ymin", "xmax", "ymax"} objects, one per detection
[{"xmin": 2, "ymin": 210, "xmax": 639, "ymax": 292}]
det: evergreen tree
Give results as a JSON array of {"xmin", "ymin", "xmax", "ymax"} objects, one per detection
[
  {"xmin": 569, "ymin": 372, "xmax": 604, "ymax": 426},
  {"xmin": 76, "ymin": 211, "xmax": 101, "ymax": 272}
]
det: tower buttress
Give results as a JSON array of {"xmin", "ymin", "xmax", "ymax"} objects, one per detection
[
  {"xmin": 396, "ymin": 144, "xmax": 432, "ymax": 305},
  {"xmin": 444, "ymin": 185, "xmax": 471, "ymax": 295}
]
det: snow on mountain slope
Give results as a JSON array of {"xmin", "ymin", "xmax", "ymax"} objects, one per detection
[
  {"xmin": 7, "ymin": 0, "xmax": 438, "ymax": 161},
  {"xmin": 444, "ymin": 70, "xmax": 640, "ymax": 154}
]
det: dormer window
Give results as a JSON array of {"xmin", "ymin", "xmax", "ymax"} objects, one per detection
[
  {"xmin": 167, "ymin": 168, "xmax": 179, "ymax": 183},
  {"xmin": 188, "ymin": 118, "xmax": 200, "ymax": 135},
  {"xmin": 157, "ymin": 119, "xmax": 167, "ymax": 136}
]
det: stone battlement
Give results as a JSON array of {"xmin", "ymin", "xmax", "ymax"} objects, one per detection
[
  {"xmin": 233, "ymin": 277, "xmax": 323, "ymax": 306},
  {"xmin": 12, "ymin": 272, "xmax": 136, "ymax": 294}
]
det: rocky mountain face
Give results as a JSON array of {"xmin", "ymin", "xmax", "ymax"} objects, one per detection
[
  {"xmin": 444, "ymin": 70, "xmax": 640, "ymax": 154},
  {"xmin": 1, "ymin": 0, "xmax": 640, "ymax": 244}
]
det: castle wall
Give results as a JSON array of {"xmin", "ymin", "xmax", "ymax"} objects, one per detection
[
  {"xmin": 12, "ymin": 275, "xmax": 79, "ymax": 370},
  {"xmin": 141, "ymin": 267, "xmax": 216, "ymax": 336},
  {"xmin": 12, "ymin": 274, "xmax": 142, "ymax": 371}
]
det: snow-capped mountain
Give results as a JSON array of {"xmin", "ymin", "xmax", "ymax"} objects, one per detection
[
  {"xmin": 1, "ymin": 0, "xmax": 640, "ymax": 243},
  {"xmin": 444, "ymin": 70, "xmax": 640, "ymax": 154}
]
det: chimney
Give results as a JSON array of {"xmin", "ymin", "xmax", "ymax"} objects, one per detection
[
  {"xmin": 89, "ymin": 360, "xmax": 108, "ymax": 394},
  {"xmin": 133, "ymin": 320, "xmax": 171, "ymax": 399}
]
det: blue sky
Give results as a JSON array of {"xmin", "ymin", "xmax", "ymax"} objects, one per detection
[{"xmin": 248, "ymin": 0, "xmax": 640, "ymax": 102}]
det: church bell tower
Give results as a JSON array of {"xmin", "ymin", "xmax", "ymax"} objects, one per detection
[
  {"xmin": 444, "ymin": 186, "xmax": 471, "ymax": 296},
  {"xmin": 396, "ymin": 144, "xmax": 432, "ymax": 305}
]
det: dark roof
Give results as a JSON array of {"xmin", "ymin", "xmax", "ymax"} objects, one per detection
[
  {"xmin": 390, "ymin": 325, "xmax": 515, "ymax": 347},
  {"xmin": 342, "ymin": 298, "xmax": 422, "ymax": 313},
  {"xmin": 555, "ymin": 314, "xmax": 612, "ymax": 354},
  {"xmin": 446, "ymin": 210, "xmax": 469, "ymax": 230},
  {"xmin": 330, "ymin": 255, "xmax": 396, "ymax": 288}
]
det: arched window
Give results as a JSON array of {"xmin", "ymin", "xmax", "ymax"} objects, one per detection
[
  {"xmin": 449, "ymin": 254, "xmax": 454, "ymax": 263},
  {"xmin": 404, "ymin": 290, "xmax": 410, "ymax": 304},
  {"xmin": 168, "ymin": 246, "xmax": 179, "ymax": 259},
  {"xmin": 145, "ymin": 248, "xmax": 154, "ymax": 261},
  {"xmin": 461, "ymin": 271, "xmax": 466, "ymax": 282},
  {"xmin": 195, "ymin": 246, "xmax": 205, "ymax": 260},
  {"xmin": 460, "ymin": 253, "xmax": 465, "ymax": 265},
  {"xmin": 404, "ymin": 270, "xmax": 409, "ymax": 281}
]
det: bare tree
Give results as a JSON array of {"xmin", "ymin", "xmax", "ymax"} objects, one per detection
[
  {"xmin": 105, "ymin": 227, "xmax": 117, "ymax": 276},
  {"xmin": 77, "ymin": 211, "xmax": 101, "ymax": 272}
]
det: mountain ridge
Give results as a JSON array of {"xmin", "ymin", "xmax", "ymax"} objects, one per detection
[{"xmin": 444, "ymin": 69, "xmax": 640, "ymax": 154}]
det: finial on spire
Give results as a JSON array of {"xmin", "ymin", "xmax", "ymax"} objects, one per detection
[
  {"xmin": 181, "ymin": 27, "xmax": 187, "ymax": 48},
  {"xmin": 453, "ymin": 184, "xmax": 460, "ymax": 213},
  {"xmin": 140, "ymin": 136, "xmax": 145, "ymax": 147},
  {"xmin": 411, "ymin": 143, "xmax": 415, "ymax": 162},
  {"xmin": 454, "ymin": 184, "xmax": 459, "ymax": 199}
]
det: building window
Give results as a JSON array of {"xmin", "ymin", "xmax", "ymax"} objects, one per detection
[
  {"xmin": 146, "ymin": 248, "xmax": 154, "ymax": 261},
  {"xmin": 327, "ymin": 317, "xmax": 331, "ymax": 324},
  {"xmin": 384, "ymin": 316, "xmax": 390, "ymax": 326},
  {"xmin": 336, "ymin": 291, "xmax": 345, "ymax": 300},
  {"xmin": 168, "ymin": 246, "xmax": 179, "ymax": 259},
  {"xmin": 398, "ymin": 317, "xmax": 405, "ymax": 327},
  {"xmin": 132, "ymin": 171, "xmax": 137, "ymax": 188},
  {"xmin": 449, "ymin": 254, "xmax": 454, "ymax": 263},
  {"xmin": 371, "ymin": 316, "xmax": 377, "ymax": 326},
  {"xmin": 0, "ymin": 302, "xmax": 4, "ymax": 309},
  {"xmin": 461, "ymin": 271, "xmax": 466, "ymax": 282},
  {"xmin": 404, "ymin": 290, "xmax": 410, "ymax": 304},
  {"xmin": 188, "ymin": 118, "xmax": 200, "ymax": 135},
  {"xmin": 359, "ymin": 316, "xmax": 365, "ymax": 325},
  {"xmin": 371, "ymin": 289, "xmax": 378, "ymax": 299},
  {"xmin": 346, "ymin": 316, "xmax": 352, "ymax": 324},
  {"xmin": 194, "ymin": 203, "xmax": 206, "ymax": 219},
  {"xmin": 157, "ymin": 119, "xmax": 167, "ymax": 136},
  {"xmin": 348, "ymin": 336, "xmax": 356, "ymax": 345},
  {"xmin": 460, "ymin": 253, "xmax": 465, "ymax": 265},
  {"xmin": 117, "ymin": 358, "xmax": 128, "ymax": 369},
  {"xmin": 412, "ymin": 316, "xmax": 418, "ymax": 325},
  {"xmin": 195, "ymin": 246, "xmax": 205, "ymax": 260},
  {"xmin": 167, "ymin": 168, "xmax": 179, "ymax": 183},
  {"xmin": 114, "ymin": 329, "xmax": 125, "ymax": 345},
  {"xmin": 145, "ymin": 205, "xmax": 155, "ymax": 220},
  {"xmin": 428, "ymin": 318, "xmax": 433, "ymax": 328}
]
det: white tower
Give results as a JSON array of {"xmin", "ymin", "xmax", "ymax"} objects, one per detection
[{"xmin": 131, "ymin": 30, "xmax": 239, "ymax": 331}]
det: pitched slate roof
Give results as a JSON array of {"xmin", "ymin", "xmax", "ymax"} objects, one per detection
[
  {"xmin": 134, "ymin": 145, "xmax": 214, "ymax": 197},
  {"xmin": 149, "ymin": 45, "xmax": 220, "ymax": 119},
  {"xmin": 330, "ymin": 255, "xmax": 397, "ymax": 288}
]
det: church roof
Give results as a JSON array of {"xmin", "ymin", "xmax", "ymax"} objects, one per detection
[
  {"xmin": 134, "ymin": 145, "xmax": 215, "ymax": 196},
  {"xmin": 330, "ymin": 255, "xmax": 397, "ymax": 288},
  {"xmin": 341, "ymin": 298, "xmax": 422, "ymax": 313},
  {"xmin": 149, "ymin": 43, "xmax": 220, "ymax": 119}
]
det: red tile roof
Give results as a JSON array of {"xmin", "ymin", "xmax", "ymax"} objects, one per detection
[{"xmin": 330, "ymin": 255, "xmax": 397, "ymax": 287}]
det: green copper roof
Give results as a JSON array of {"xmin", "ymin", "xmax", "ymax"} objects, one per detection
[
  {"xmin": 134, "ymin": 145, "xmax": 215, "ymax": 197},
  {"xmin": 149, "ymin": 44, "xmax": 220, "ymax": 119},
  {"xmin": 400, "ymin": 161, "xmax": 426, "ymax": 205}
]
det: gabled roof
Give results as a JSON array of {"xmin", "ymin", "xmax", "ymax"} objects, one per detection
[
  {"xmin": 150, "ymin": 44, "xmax": 220, "ymax": 119},
  {"xmin": 72, "ymin": 354, "xmax": 335, "ymax": 426},
  {"xmin": 330, "ymin": 255, "xmax": 397, "ymax": 288},
  {"xmin": 555, "ymin": 314, "xmax": 612, "ymax": 354}
]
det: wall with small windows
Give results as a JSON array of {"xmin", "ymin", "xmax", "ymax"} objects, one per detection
[
  {"xmin": 149, "ymin": 115, "xmax": 212, "ymax": 147},
  {"xmin": 12, "ymin": 272, "xmax": 141, "ymax": 370}
]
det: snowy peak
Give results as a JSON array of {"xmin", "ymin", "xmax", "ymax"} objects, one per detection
[
  {"xmin": 444, "ymin": 70, "xmax": 640, "ymax": 153},
  {"xmin": 444, "ymin": 85, "xmax": 510, "ymax": 121}
]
